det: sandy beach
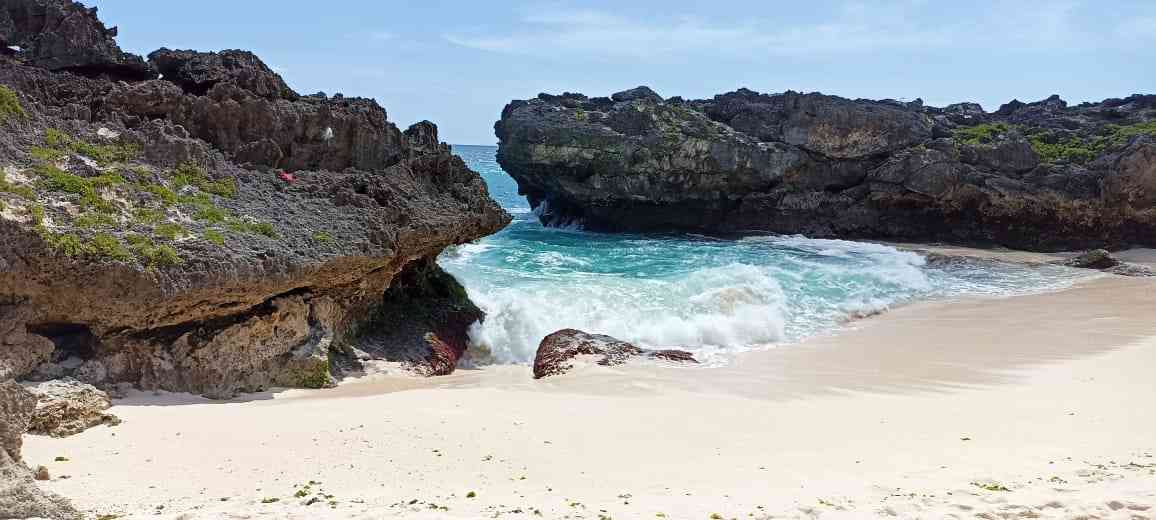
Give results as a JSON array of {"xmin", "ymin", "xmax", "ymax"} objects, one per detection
[{"xmin": 22, "ymin": 273, "xmax": 1156, "ymax": 519}]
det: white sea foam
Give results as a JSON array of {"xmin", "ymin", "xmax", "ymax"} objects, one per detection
[
  {"xmin": 463, "ymin": 263, "xmax": 797, "ymax": 364},
  {"xmin": 442, "ymin": 146, "xmax": 1098, "ymax": 367}
]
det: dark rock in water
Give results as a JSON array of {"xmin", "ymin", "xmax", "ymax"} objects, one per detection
[
  {"xmin": 496, "ymin": 85, "xmax": 1156, "ymax": 251},
  {"xmin": 0, "ymin": 380, "xmax": 79, "ymax": 519},
  {"xmin": 532, "ymin": 329, "xmax": 697, "ymax": 379},
  {"xmin": 1058, "ymin": 249, "xmax": 1154, "ymax": 277},
  {"xmin": 1063, "ymin": 249, "xmax": 1120, "ymax": 270},
  {"xmin": 0, "ymin": 0, "xmax": 153, "ymax": 80},
  {"xmin": 0, "ymin": 0, "xmax": 510, "ymax": 398},
  {"xmin": 148, "ymin": 48, "xmax": 297, "ymax": 100},
  {"xmin": 26, "ymin": 378, "xmax": 120, "ymax": 437}
]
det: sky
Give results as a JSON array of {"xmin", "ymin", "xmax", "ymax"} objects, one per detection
[{"xmin": 90, "ymin": 0, "xmax": 1155, "ymax": 145}]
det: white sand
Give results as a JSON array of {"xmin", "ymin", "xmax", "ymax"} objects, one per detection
[{"xmin": 22, "ymin": 275, "xmax": 1156, "ymax": 519}]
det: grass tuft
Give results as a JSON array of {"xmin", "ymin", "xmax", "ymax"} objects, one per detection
[{"xmin": 0, "ymin": 86, "xmax": 24, "ymax": 122}]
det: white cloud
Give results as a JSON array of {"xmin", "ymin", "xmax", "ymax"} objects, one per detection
[
  {"xmin": 443, "ymin": 1, "xmax": 1106, "ymax": 59},
  {"xmin": 370, "ymin": 31, "xmax": 396, "ymax": 41}
]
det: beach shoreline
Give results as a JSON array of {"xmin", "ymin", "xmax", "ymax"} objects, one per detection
[{"xmin": 22, "ymin": 268, "xmax": 1156, "ymax": 519}]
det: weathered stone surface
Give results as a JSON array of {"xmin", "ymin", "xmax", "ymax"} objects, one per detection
[
  {"xmin": 0, "ymin": 305, "xmax": 55, "ymax": 380},
  {"xmin": 1057, "ymin": 249, "xmax": 1154, "ymax": 277},
  {"xmin": 532, "ymin": 329, "xmax": 697, "ymax": 379},
  {"xmin": 353, "ymin": 258, "xmax": 484, "ymax": 377},
  {"xmin": 149, "ymin": 48, "xmax": 296, "ymax": 99},
  {"xmin": 0, "ymin": 380, "xmax": 79, "ymax": 520},
  {"xmin": 26, "ymin": 378, "xmax": 119, "ymax": 437},
  {"xmin": 497, "ymin": 86, "xmax": 1156, "ymax": 251},
  {"xmin": 0, "ymin": 0, "xmax": 510, "ymax": 398},
  {"xmin": 1064, "ymin": 249, "xmax": 1119, "ymax": 270},
  {"xmin": 0, "ymin": 0, "xmax": 152, "ymax": 80}
]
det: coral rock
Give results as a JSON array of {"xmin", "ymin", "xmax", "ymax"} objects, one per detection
[{"xmin": 532, "ymin": 329, "xmax": 697, "ymax": 379}]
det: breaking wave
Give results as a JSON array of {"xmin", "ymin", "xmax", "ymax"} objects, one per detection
[{"xmin": 441, "ymin": 145, "xmax": 1094, "ymax": 364}]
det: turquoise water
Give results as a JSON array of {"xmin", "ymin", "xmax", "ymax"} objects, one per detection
[{"xmin": 441, "ymin": 144, "xmax": 1091, "ymax": 364}]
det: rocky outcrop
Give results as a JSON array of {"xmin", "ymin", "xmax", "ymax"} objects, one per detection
[
  {"xmin": 0, "ymin": 0, "xmax": 153, "ymax": 80},
  {"xmin": 148, "ymin": 48, "xmax": 295, "ymax": 99},
  {"xmin": 496, "ymin": 87, "xmax": 1156, "ymax": 251},
  {"xmin": 0, "ymin": 380, "xmax": 79, "ymax": 520},
  {"xmin": 0, "ymin": 0, "xmax": 509, "ymax": 398},
  {"xmin": 26, "ymin": 378, "xmax": 120, "ymax": 437},
  {"xmin": 532, "ymin": 329, "xmax": 697, "ymax": 379}
]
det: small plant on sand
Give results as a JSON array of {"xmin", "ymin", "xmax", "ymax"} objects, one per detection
[
  {"xmin": 971, "ymin": 481, "xmax": 1011, "ymax": 492},
  {"xmin": 465, "ymin": 491, "xmax": 476, "ymax": 498},
  {"xmin": 261, "ymin": 497, "xmax": 280, "ymax": 504},
  {"xmin": 0, "ymin": 85, "xmax": 24, "ymax": 122}
]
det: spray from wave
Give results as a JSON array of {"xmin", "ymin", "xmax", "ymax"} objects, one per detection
[{"xmin": 442, "ymin": 145, "xmax": 1094, "ymax": 365}]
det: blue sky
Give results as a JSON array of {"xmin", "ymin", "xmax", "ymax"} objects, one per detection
[{"xmin": 92, "ymin": 0, "xmax": 1154, "ymax": 145}]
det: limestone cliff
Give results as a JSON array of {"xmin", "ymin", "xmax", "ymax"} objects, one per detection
[
  {"xmin": 0, "ymin": 0, "xmax": 510, "ymax": 399},
  {"xmin": 496, "ymin": 86, "xmax": 1156, "ymax": 251}
]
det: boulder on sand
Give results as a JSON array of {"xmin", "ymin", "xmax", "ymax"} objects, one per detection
[
  {"xmin": 27, "ymin": 378, "xmax": 121, "ymax": 438},
  {"xmin": 0, "ymin": 380, "xmax": 80, "ymax": 520},
  {"xmin": 532, "ymin": 329, "xmax": 697, "ymax": 379}
]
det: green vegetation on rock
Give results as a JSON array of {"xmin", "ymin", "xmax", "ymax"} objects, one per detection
[
  {"xmin": 88, "ymin": 233, "xmax": 133, "ymax": 261},
  {"xmin": 0, "ymin": 170, "xmax": 36, "ymax": 201},
  {"xmin": 1104, "ymin": 120, "xmax": 1156, "ymax": 144},
  {"xmin": 1028, "ymin": 134, "xmax": 1103, "ymax": 165},
  {"xmin": 953, "ymin": 123, "xmax": 1013, "ymax": 145},
  {"xmin": 203, "ymin": 229, "xmax": 225, "ymax": 245},
  {"xmin": 0, "ymin": 86, "xmax": 23, "ymax": 122},
  {"xmin": 125, "ymin": 234, "xmax": 183, "ymax": 267},
  {"xmin": 43, "ymin": 128, "xmax": 139, "ymax": 166},
  {"xmin": 296, "ymin": 359, "xmax": 333, "ymax": 389},
  {"xmin": 172, "ymin": 161, "xmax": 237, "ymax": 197},
  {"xmin": 154, "ymin": 222, "xmax": 188, "ymax": 240}
]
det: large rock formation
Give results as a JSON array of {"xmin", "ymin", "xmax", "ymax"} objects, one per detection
[
  {"xmin": 0, "ymin": 0, "xmax": 153, "ymax": 80},
  {"xmin": 0, "ymin": 380, "xmax": 79, "ymax": 519},
  {"xmin": 0, "ymin": 0, "xmax": 509, "ymax": 398},
  {"xmin": 496, "ymin": 87, "xmax": 1156, "ymax": 251},
  {"xmin": 533, "ymin": 329, "xmax": 697, "ymax": 379}
]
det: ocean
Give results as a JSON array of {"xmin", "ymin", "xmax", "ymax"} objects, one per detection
[{"xmin": 440, "ymin": 144, "xmax": 1091, "ymax": 364}]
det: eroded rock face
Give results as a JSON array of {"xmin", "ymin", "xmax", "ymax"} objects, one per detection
[
  {"xmin": 497, "ymin": 86, "xmax": 1156, "ymax": 251},
  {"xmin": 532, "ymin": 329, "xmax": 697, "ymax": 379},
  {"xmin": 26, "ymin": 378, "xmax": 120, "ymax": 437},
  {"xmin": 149, "ymin": 48, "xmax": 296, "ymax": 100},
  {"xmin": 0, "ymin": 380, "xmax": 79, "ymax": 520},
  {"xmin": 0, "ymin": 0, "xmax": 153, "ymax": 80},
  {"xmin": 0, "ymin": 0, "xmax": 510, "ymax": 398}
]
